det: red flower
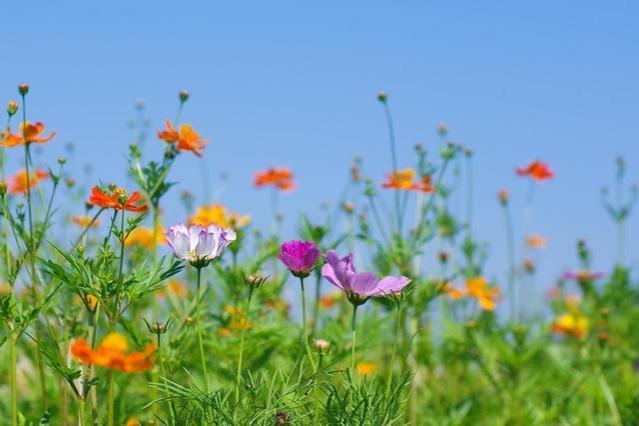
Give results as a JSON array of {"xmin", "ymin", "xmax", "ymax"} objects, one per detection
[
  {"xmin": 88, "ymin": 186, "xmax": 148, "ymax": 213},
  {"xmin": 515, "ymin": 161, "xmax": 554, "ymax": 181}
]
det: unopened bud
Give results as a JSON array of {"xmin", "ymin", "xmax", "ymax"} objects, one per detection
[
  {"xmin": 312, "ymin": 338, "xmax": 331, "ymax": 354},
  {"xmin": 58, "ymin": 157, "xmax": 66, "ymax": 165},
  {"xmin": 18, "ymin": 83, "xmax": 29, "ymax": 96},
  {"xmin": 66, "ymin": 177, "xmax": 76, "ymax": 188},
  {"xmin": 377, "ymin": 91, "xmax": 388, "ymax": 103},
  {"xmin": 245, "ymin": 272, "xmax": 268, "ymax": 288},
  {"xmin": 179, "ymin": 90, "xmax": 190, "ymax": 103},
  {"xmin": 437, "ymin": 123, "xmax": 448, "ymax": 136},
  {"xmin": 7, "ymin": 100, "xmax": 18, "ymax": 116},
  {"xmin": 0, "ymin": 181, "xmax": 7, "ymax": 197},
  {"xmin": 498, "ymin": 189, "xmax": 509, "ymax": 204},
  {"xmin": 341, "ymin": 201, "xmax": 355, "ymax": 214}
]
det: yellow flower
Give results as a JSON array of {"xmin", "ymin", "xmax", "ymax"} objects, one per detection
[
  {"xmin": 526, "ymin": 235, "xmax": 547, "ymax": 249},
  {"xmin": 189, "ymin": 204, "xmax": 250, "ymax": 229},
  {"xmin": 125, "ymin": 418, "xmax": 141, "ymax": 426},
  {"xmin": 552, "ymin": 312, "xmax": 589, "ymax": 338},
  {"xmin": 125, "ymin": 226, "xmax": 166, "ymax": 249},
  {"xmin": 86, "ymin": 294, "xmax": 98, "ymax": 311},
  {"xmin": 356, "ymin": 362, "xmax": 377, "ymax": 376},
  {"xmin": 217, "ymin": 305, "xmax": 253, "ymax": 336}
]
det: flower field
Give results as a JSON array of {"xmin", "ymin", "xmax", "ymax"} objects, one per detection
[{"xmin": 1, "ymin": 84, "xmax": 638, "ymax": 425}]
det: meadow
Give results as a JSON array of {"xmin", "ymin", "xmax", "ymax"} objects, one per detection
[{"xmin": 0, "ymin": 84, "xmax": 638, "ymax": 425}]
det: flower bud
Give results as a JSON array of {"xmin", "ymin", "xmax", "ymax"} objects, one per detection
[
  {"xmin": 7, "ymin": 100, "xmax": 18, "ymax": 116},
  {"xmin": 377, "ymin": 91, "xmax": 388, "ymax": 103},
  {"xmin": 0, "ymin": 181, "xmax": 7, "ymax": 197},
  {"xmin": 312, "ymin": 338, "xmax": 330, "ymax": 355},
  {"xmin": 341, "ymin": 201, "xmax": 354, "ymax": 214},
  {"xmin": 179, "ymin": 90, "xmax": 190, "ymax": 103},
  {"xmin": 134, "ymin": 98, "xmax": 145, "ymax": 110},
  {"xmin": 523, "ymin": 259, "xmax": 535, "ymax": 274},
  {"xmin": 245, "ymin": 272, "xmax": 268, "ymax": 288},
  {"xmin": 437, "ymin": 122, "xmax": 448, "ymax": 136},
  {"xmin": 275, "ymin": 411, "xmax": 291, "ymax": 426},
  {"xmin": 498, "ymin": 189, "xmax": 509, "ymax": 204},
  {"xmin": 58, "ymin": 157, "xmax": 67, "ymax": 165},
  {"xmin": 18, "ymin": 83, "xmax": 29, "ymax": 96}
]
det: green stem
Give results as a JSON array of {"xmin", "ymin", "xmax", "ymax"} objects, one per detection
[
  {"xmin": 9, "ymin": 335, "xmax": 17, "ymax": 426},
  {"xmin": 107, "ymin": 370, "xmax": 114, "ymax": 426},
  {"xmin": 312, "ymin": 354, "xmax": 323, "ymax": 425},
  {"xmin": 386, "ymin": 303, "xmax": 402, "ymax": 399},
  {"xmin": 300, "ymin": 277, "xmax": 316, "ymax": 370},
  {"xmin": 502, "ymin": 203, "xmax": 516, "ymax": 322},
  {"xmin": 381, "ymin": 101, "xmax": 402, "ymax": 234},
  {"xmin": 351, "ymin": 305, "xmax": 358, "ymax": 373},
  {"xmin": 235, "ymin": 287, "xmax": 254, "ymax": 403},
  {"xmin": 196, "ymin": 267, "xmax": 210, "ymax": 393}
]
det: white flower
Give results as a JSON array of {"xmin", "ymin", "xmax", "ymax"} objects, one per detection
[{"xmin": 165, "ymin": 223, "xmax": 236, "ymax": 267}]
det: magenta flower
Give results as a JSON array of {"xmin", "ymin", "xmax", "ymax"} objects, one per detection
[
  {"xmin": 561, "ymin": 270, "xmax": 605, "ymax": 282},
  {"xmin": 321, "ymin": 250, "xmax": 411, "ymax": 305},
  {"xmin": 278, "ymin": 240, "xmax": 321, "ymax": 278},
  {"xmin": 165, "ymin": 223, "xmax": 236, "ymax": 268}
]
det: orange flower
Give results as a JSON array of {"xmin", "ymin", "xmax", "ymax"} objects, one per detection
[
  {"xmin": 320, "ymin": 292, "xmax": 343, "ymax": 309},
  {"xmin": 446, "ymin": 276, "xmax": 501, "ymax": 311},
  {"xmin": 157, "ymin": 280, "xmax": 188, "ymax": 300},
  {"xmin": 381, "ymin": 168, "xmax": 434, "ymax": 192},
  {"xmin": 189, "ymin": 204, "xmax": 250, "ymax": 228},
  {"xmin": 158, "ymin": 120, "xmax": 207, "ymax": 157},
  {"xmin": 356, "ymin": 362, "xmax": 377, "ymax": 376},
  {"xmin": 516, "ymin": 161, "xmax": 554, "ymax": 181},
  {"xmin": 552, "ymin": 312, "xmax": 589, "ymax": 337},
  {"xmin": 7, "ymin": 169, "xmax": 48, "ymax": 195},
  {"xmin": 71, "ymin": 333, "xmax": 155, "ymax": 373},
  {"xmin": 2, "ymin": 122, "xmax": 56, "ymax": 147},
  {"xmin": 71, "ymin": 215, "xmax": 100, "ymax": 228},
  {"xmin": 526, "ymin": 235, "xmax": 547, "ymax": 249},
  {"xmin": 125, "ymin": 226, "xmax": 166, "ymax": 249},
  {"xmin": 88, "ymin": 186, "xmax": 148, "ymax": 213},
  {"xmin": 217, "ymin": 305, "xmax": 253, "ymax": 336},
  {"xmin": 254, "ymin": 167, "xmax": 296, "ymax": 192}
]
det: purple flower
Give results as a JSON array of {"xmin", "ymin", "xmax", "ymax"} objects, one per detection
[
  {"xmin": 321, "ymin": 250, "xmax": 411, "ymax": 305},
  {"xmin": 561, "ymin": 270, "xmax": 605, "ymax": 282},
  {"xmin": 165, "ymin": 223, "xmax": 236, "ymax": 267},
  {"xmin": 278, "ymin": 240, "xmax": 321, "ymax": 278}
]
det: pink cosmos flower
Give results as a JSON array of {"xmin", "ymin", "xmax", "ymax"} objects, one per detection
[
  {"xmin": 321, "ymin": 250, "xmax": 411, "ymax": 305},
  {"xmin": 561, "ymin": 270, "xmax": 605, "ymax": 282},
  {"xmin": 165, "ymin": 223, "xmax": 236, "ymax": 268},
  {"xmin": 278, "ymin": 240, "xmax": 321, "ymax": 278}
]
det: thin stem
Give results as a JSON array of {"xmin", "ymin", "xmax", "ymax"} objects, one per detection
[
  {"xmin": 196, "ymin": 267, "xmax": 210, "ymax": 393},
  {"xmin": 300, "ymin": 277, "xmax": 317, "ymax": 370},
  {"xmin": 107, "ymin": 370, "xmax": 115, "ymax": 426},
  {"xmin": 312, "ymin": 354, "xmax": 323, "ymax": 425},
  {"xmin": 235, "ymin": 287, "xmax": 254, "ymax": 403},
  {"xmin": 386, "ymin": 303, "xmax": 402, "ymax": 399},
  {"xmin": 502, "ymin": 204, "xmax": 516, "ymax": 322},
  {"xmin": 351, "ymin": 305, "xmax": 358, "ymax": 373},
  {"xmin": 382, "ymin": 101, "xmax": 402, "ymax": 234},
  {"xmin": 9, "ymin": 335, "xmax": 17, "ymax": 426}
]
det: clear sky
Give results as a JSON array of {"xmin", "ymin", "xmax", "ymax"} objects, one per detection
[{"xmin": 2, "ymin": 1, "xmax": 639, "ymax": 307}]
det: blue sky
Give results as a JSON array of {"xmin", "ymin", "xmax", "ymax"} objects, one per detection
[{"xmin": 2, "ymin": 1, "xmax": 639, "ymax": 306}]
